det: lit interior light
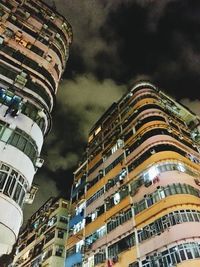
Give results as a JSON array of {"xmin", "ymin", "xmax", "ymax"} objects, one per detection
[{"xmin": 148, "ymin": 166, "xmax": 159, "ymax": 180}]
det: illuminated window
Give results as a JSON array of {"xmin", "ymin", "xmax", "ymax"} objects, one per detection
[
  {"xmin": 76, "ymin": 240, "xmax": 84, "ymax": 253},
  {"xmin": 95, "ymin": 126, "xmax": 101, "ymax": 136},
  {"xmin": 73, "ymin": 219, "xmax": 85, "ymax": 234},
  {"xmin": 88, "ymin": 134, "xmax": 94, "ymax": 143},
  {"xmin": 113, "ymin": 192, "xmax": 120, "ymax": 205}
]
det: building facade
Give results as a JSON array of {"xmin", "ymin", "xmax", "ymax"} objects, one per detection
[
  {"xmin": 66, "ymin": 82, "xmax": 200, "ymax": 267},
  {"xmin": 0, "ymin": 0, "xmax": 72, "ymax": 255},
  {"xmin": 12, "ymin": 198, "xmax": 69, "ymax": 267}
]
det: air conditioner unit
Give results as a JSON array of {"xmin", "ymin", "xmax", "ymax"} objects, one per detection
[
  {"xmin": 25, "ymin": 12, "xmax": 30, "ymax": 18},
  {"xmin": 144, "ymin": 180, "xmax": 152, "ymax": 187},
  {"xmin": 35, "ymin": 158, "xmax": 44, "ymax": 168},
  {"xmin": 44, "ymin": 36, "xmax": 49, "ymax": 41},
  {"xmin": 20, "ymin": 71, "xmax": 27, "ymax": 78},
  {"xmin": 112, "ymin": 255, "xmax": 119, "ymax": 263},
  {"xmin": 150, "ymin": 149, "xmax": 156, "ymax": 154},
  {"xmin": 43, "ymin": 24, "xmax": 48, "ymax": 29},
  {"xmin": 46, "ymin": 54, "xmax": 52, "ymax": 62},
  {"xmin": 15, "ymin": 72, "xmax": 27, "ymax": 87},
  {"xmin": 0, "ymin": 36, "xmax": 4, "ymax": 44},
  {"xmin": 16, "ymin": 30, "xmax": 22, "ymax": 38},
  {"xmin": 146, "ymin": 255, "xmax": 150, "ymax": 261},
  {"xmin": 38, "ymin": 109, "xmax": 45, "ymax": 118},
  {"xmin": 24, "ymin": 185, "xmax": 38, "ymax": 204},
  {"xmin": 12, "ymin": 15, "xmax": 17, "ymax": 21}
]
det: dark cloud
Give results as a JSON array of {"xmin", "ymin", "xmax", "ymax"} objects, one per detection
[
  {"xmin": 29, "ymin": 0, "xmax": 200, "ymax": 217},
  {"xmin": 45, "ymin": 75, "xmax": 125, "ymax": 164}
]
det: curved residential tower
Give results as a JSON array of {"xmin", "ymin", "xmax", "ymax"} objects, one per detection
[
  {"xmin": 0, "ymin": 0, "xmax": 72, "ymax": 255},
  {"xmin": 66, "ymin": 82, "xmax": 200, "ymax": 267}
]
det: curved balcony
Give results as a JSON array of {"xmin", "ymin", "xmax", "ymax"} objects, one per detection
[{"xmin": 139, "ymin": 222, "xmax": 200, "ymax": 257}]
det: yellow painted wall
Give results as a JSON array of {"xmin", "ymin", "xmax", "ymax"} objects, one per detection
[
  {"xmin": 86, "ymin": 163, "xmax": 122, "ymax": 199},
  {"xmin": 105, "ymin": 196, "xmax": 131, "ymax": 221},
  {"xmin": 88, "ymin": 152, "xmax": 102, "ymax": 170},
  {"xmin": 85, "ymin": 197, "xmax": 130, "ymax": 236},
  {"xmin": 85, "ymin": 214, "xmax": 106, "ymax": 236},
  {"xmin": 135, "ymin": 194, "xmax": 200, "ymax": 226},
  {"xmin": 137, "ymin": 202, "xmax": 200, "ymax": 228},
  {"xmin": 113, "ymin": 247, "xmax": 137, "ymax": 267},
  {"xmin": 66, "ymin": 229, "xmax": 83, "ymax": 249},
  {"xmin": 128, "ymin": 151, "xmax": 200, "ymax": 183},
  {"xmin": 177, "ymin": 259, "xmax": 200, "ymax": 266},
  {"xmin": 137, "ymin": 203, "xmax": 200, "ymax": 229}
]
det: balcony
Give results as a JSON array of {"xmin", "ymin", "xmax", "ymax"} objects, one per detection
[
  {"xmin": 65, "ymin": 251, "xmax": 82, "ymax": 267},
  {"xmin": 69, "ymin": 212, "xmax": 84, "ymax": 229}
]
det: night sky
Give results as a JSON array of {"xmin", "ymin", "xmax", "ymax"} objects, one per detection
[{"xmin": 24, "ymin": 0, "xmax": 200, "ymax": 220}]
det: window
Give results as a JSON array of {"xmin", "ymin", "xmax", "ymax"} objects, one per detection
[
  {"xmin": 76, "ymin": 240, "xmax": 84, "ymax": 253},
  {"xmin": 60, "ymin": 216, "xmax": 68, "ymax": 224},
  {"xmin": 134, "ymin": 183, "xmax": 200, "ymax": 215},
  {"xmin": 57, "ymin": 230, "xmax": 64, "ymax": 239},
  {"xmin": 106, "ymin": 185, "xmax": 129, "ymax": 211},
  {"xmin": 4, "ymin": 175, "xmax": 13, "ymax": 197},
  {"xmin": 142, "ymin": 242, "xmax": 200, "ymax": 267},
  {"xmin": 73, "ymin": 219, "xmax": 85, "ymax": 234},
  {"xmin": 45, "ymin": 230, "xmax": 55, "ymax": 243},
  {"xmin": 105, "ymin": 154, "xmax": 124, "ymax": 175},
  {"xmin": 129, "ymin": 262, "xmax": 139, "ymax": 267},
  {"xmin": 48, "ymin": 216, "xmax": 57, "ymax": 227},
  {"xmin": 86, "ymin": 187, "xmax": 104, "ymax": 207},
  {"xmin": 0, "ymin": 172, "xmax": 7, "ymax": 190},
  {"xmin": 55, "ymin": 246, "xmax": 64, "ymax": 257},
  {"xmin": 107, "ymin": 208, "xmax": 133, "ymax": 233},
  {"xmin": 13, "ymin": 184, "xmax": 22, "ymax": 202},
  {"xmin": 0, "ymin": 124, "xmax": 39, "ymax": 163},
  {"xmin": 94, "ymin": 250, "xmax": 106, "ymax": 265},
  {"xmin": 42, "ymin": 248, "xmax": 53, "ymax": 261},
  {"xmin": 108, "ymin": 233, "xmax": 135, "ymax": 258},
  {"xmin": 138, "ymin": 209, "xmax": 200, "ymax": 243},
  {"xmin": 62, "ymin": 201, "xmax": 68, "ymax": 208},
  {"xmin": 66, "ymin": 245, "xmax": 76, "ymax": 257},
  {"xmin": 0, "ymin": 163, "xmax": 27, "ymax": 207}
]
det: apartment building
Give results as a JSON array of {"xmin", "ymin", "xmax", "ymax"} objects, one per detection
[
  {"xmin": 66, "ymin": 82, "xmax": 200, "ymax": 267},
  {"xmin": 0, "ymin": 0, "xmax": 72, "ymax": 254},
  {"xmin": 12, "ymin": 198, "xmax": 69, "ymax": 267}
]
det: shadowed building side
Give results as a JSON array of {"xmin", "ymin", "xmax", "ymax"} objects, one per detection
[{"xmin": 12, "ymin": 198, "xmax": 69, "ymax": 267}]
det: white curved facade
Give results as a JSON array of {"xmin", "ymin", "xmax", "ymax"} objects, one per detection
[{"xmin": 0, "ymin": 0, "xmax": 72, "ymax": 255}]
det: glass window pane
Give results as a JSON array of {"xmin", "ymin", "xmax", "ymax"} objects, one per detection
[
  {"xmin": 17, "ymin": 136, "xmax": 26, "ymax": 151},
  {"xmin": 10, "ymin": 133, "xmax": 20, "ymax": 146},
  {"xmin": 1, "ymin": 128, "xmax": 13, "ymax": 142},
  {"xmin": 3, "ymin": 175, "xmax": 12, "ymax": 196},
  {"xmin": 1, "ymin": 164, "xmax": 9, "ymax": 171},
  {"xmin": 8, "ymin": 176, "xmax": 16, "ymax": 197},
  {"xmin": 0, "ymin": 172, "xmax": 7, "ymax": 190},
  {"xmin": 180, "ymin": 250, "xmax": 186, "ymax": 260},
  {"xmin": 13, "ymin": 183, "xmax": 22, "ymax": 203},
  {"xmin": 18, "ymin": 189, "xmax": 25, "ymax": 207},
  {"xmin": 24, "ymin": 142, "xmax": 32, "ymax": 156}
]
